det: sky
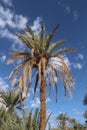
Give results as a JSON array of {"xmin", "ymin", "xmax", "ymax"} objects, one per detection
[{"xmin": 0, "ymin": 0, "xmax": 87, "ymax": 127}]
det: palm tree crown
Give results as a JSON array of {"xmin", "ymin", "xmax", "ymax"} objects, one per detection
[{"xmin": 7, "ymin": 23, "xmax": 75, "ymax": 99}]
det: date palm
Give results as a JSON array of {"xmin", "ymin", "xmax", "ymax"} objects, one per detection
[
  {"xmin": 7, "ymin": 23, "xmax": 75, "ymax": 130},
  {"xmin": 0, "ymin": 89, "xmax": 24, "ymax": 113},
  {"xmin": 83, "ymin": 92, "xmax": 87, "ymax": 130},
  {"xmin": 56, "ymin": 113, "xmax": 69, "ymax": 130}
]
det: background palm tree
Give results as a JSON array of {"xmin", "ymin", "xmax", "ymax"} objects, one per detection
[
  {"xmin": 83, "ymin": 92, "xmax": 87, "ymax": 130},
  {"xmin": 0, "ymin": 89, "xmax": 24, "ymax": 113},
  {"xmin": 56, "ymin": 113, "xmax": 70, "ymax": 130},
  {"xmin": 0, "ymin": 106, "xmax": 25, "ymax": 130},
  {"xmin": 7, "ymin": 23, "xmax": 75, "ymax": 130}
]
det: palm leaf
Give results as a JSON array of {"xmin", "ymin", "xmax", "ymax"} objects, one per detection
[
  {"xmin": 45, "ymin": 24, "xmax": 60, "ymax": 49},
  {"xmin": 47, "ymin": 40, "xmax": 67, "ymax": 54},
  {"xmin": 33, "ymin": 73, "xmax": 39, "ymax": 98},
  {"xmin": 51, "ymin": 47, "xmax": 76, "ymax": 57},
  {"xmin": 26, "ymin": 24, "xmax": 34, "ymax": 36}
]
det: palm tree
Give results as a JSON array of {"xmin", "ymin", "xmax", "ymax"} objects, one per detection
[
  {"xmin": 70, "ymin": 118, "xmax": 77, "ymax": 130},
  {"xmin": 0, "ymin": 89, "xmax": 24, "ymax": 113},
  {"xmin": 83, "ymin": 92, "xmax": 87, "ymax": 130},
  {"xmin": 0, "ymin": 106, "xmax": 25, "ymax": 130},
  {"xmin": 7, "ymin": 23, "xmax": 75, "ymax": 130},
  {"xmin": 83, "ymin": 93, "xmax": 87, "ymax": 106},
  {"xmin": 56, "ymin": 113, "xmax": 69, "ymax": 130}
]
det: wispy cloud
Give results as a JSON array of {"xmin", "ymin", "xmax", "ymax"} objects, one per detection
[
  {"xmin": 0, "ymin": 53, "xmax": 6, "ymax": 63},
  {"xmin": 76, "ymin": 53, "xmax": 84, "ymax": 60},
  {"xmin": 64, "ymin": 6, "xmax": 71, "ymax": 15},
  {"xmin": 73, "ymin": 10, "xmax": 79, "ymax": 21},
  {"xmin": 63, "ymin": 55, "xmax": 83, "ymax": 70},
  {"xmin": 57, "ymin": 1, "xmax": 80, "ymax": 21},
  {"xmin": 31, "ymin": 17, "xmax": 42, "ymax": 33},
  {"xmin": 0, "ymin": 0, "xmax": 12, "ymax": 7},
  {"xmin": 0, "ymin": 4, "xmax": 42, "ymax": 50},
  {"xmin": 72, "ymin": 63, "xmax": 82, "ymax": 70},
  {"xmin": 30, "ymin": 97, "xmax": 51, "ymax": 108},
  {"xmin": 30, "ymin": 97, "xmax": 40, "ymax": 108},
  {"xmin": 0, "ymin": 5, "xmax": 28, "ymax": 29},
  {"xmin": 0, "ymin": 77, "xmax": 9, "ymax": 91},
  {"xmin": 72, "ymin": 108, "xmax": 82, "ymax": 115}
]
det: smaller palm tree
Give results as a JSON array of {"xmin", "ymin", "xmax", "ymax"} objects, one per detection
[
  {"xmin": 0, "ymin": 89, "xmax": 25, "ymax": 113},
  {"xmin": 56, "ymin": 113, "xmax": 69, "ymax": 130},
  {"xmin": 83, "ymin": 93, "xmax": 87, "ymax": 106},
  {"xmin": 83, "ymin": 92, "xmax": 87, "ymax": 130}
]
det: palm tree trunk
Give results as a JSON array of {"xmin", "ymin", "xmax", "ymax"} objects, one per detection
[{"xmin": 39, "ymin": 70, "xmax": 46, "ymax": 130}]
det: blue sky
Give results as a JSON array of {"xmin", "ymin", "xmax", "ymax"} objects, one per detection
[{"xmin": 0, "ymin": 0, "xmax": 87, "ymax": 127}]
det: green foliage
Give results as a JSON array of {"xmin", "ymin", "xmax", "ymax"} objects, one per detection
[{"xmin": 0, "ymin": 89, "xmax": 24, "ymax": 113}]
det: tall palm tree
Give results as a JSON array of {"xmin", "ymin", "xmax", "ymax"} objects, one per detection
[
  {"xmin": 0, "ymin": 89, "xmax": 24, "ymax": 113},
  {"xmin": 7, "ymin": 23, "xmax": 75, "ymax": 130}
]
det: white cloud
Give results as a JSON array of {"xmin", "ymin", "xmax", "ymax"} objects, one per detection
[
  {"xmin": 0, "ymin": 5, "xmax": 42, "ymax": 50},
  {"xmin": 0, "ymin": 5, "xmax": 28, "ymax": 29},
  {"xmin": 46, "ymin": 97, "xmax": 51, "ymax": 103},
  {"xmin": 73, "ymin": 10, "xmax": 79, "ymax": 21},
  {"xmin": 31, "ymin": 17, "xmax": 42, "ymax": 33},
  {"xmin": 30, "ymin": 97, "xmax": 40, "ymax": 108},
  {"xmin": 0, "ymin": 77, "xmax": 9, "ymax": 91},
  {"xmin": 76, "ymin": 53, "xmax": 84, "ymax": 60},
  {"xmin": 73, "ymin": 63, "xmax": 82, "ymax": 70},
  {"xmin": 63, "ymin": 56, "xmax": 83, "ymax": 70},
  {"xmin": 0, "ymin": 0, "xmax": 12, "ymax": 6},
  {"xmin": 57, "ymin": 1, "xmax": 80, "ymax": 21},
  {"xmin": 72, "ymin": 108, "xmax": 81, "ymax": 115},
  {"xmin": 64, "ymin": 6, "xmax": 71, "ymax": 15},
  {"xmin": 0, "ymin": 53, "xmax": 6, "ymax": 63},
  {"xmin": 30, "ymin": 97, "xmax": 51, "ymax": 108},
  {"xmin": 0, "ymin": 28, "xmax": 25, "ymax": 49}
]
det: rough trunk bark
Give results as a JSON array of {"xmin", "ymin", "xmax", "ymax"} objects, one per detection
[{"xmin": 39, "ymin": 70, "xmax": 46, "ymax": 130}]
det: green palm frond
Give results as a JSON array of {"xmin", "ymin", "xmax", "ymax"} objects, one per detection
[
  {"xmin": 0, "ymin": 89, "xmax": 24, "ymax": 112},
  {"xmin": 47, "ymin": 40, "xmax": 67, "ymax": 54},
  {"xmin": 51, "ymin": 47, "xmax": 76, "ymax": 57},
  {"xmin": 45, "ymin": 24, "xmax": 60, "ymax": 49},
  {"xmin": 40, "ymin": 22, "xmax": 46, "ymax": 50},
  {"xmin": 26, "ymin": 24, "xmax": 34, "ymax": 35},
  {"xmin": 46, "ymin": 112, "xmax": 52, "ymax": 126}
]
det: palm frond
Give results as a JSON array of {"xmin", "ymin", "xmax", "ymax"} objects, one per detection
[
  {"xmin": 45, "ymin": 24, "xmax": 60, "ymax": 49},
  {"xmin": 47, "ymin": 40, "xmax": 67, "ymax": 54},
  {"xmin": 51, "ymin": 47, "xmax": 76, "ymax": 57},
  {"xmin": 40, "ymin": 22, "xmax": 45, "ymax": 49},
  {"xmin": 26, "ymin": 24, "xmax": 34, "ymax": 35},
  {"xmin": 33, "ymin": 73, "xmax": 39, "ymax": 97}
]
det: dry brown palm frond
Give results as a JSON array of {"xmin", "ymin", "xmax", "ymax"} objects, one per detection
[
  {"xmin": 49, "ymin": 64, "xmax": 56, "ymax": 87},
  {"xmin": 29, "ymin": 63, "xmax": 32, "ymax": 84},
  {"xmin": 23, "ymin": 63, "xmax": 29, "ymax": 96},
  {"xmin": 58, "ymin": 55, "xmax": 74, "ymax": 87},
  {"xmin": 61, "ymin": 75, "xmax": 72, "ymax": 97}
]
